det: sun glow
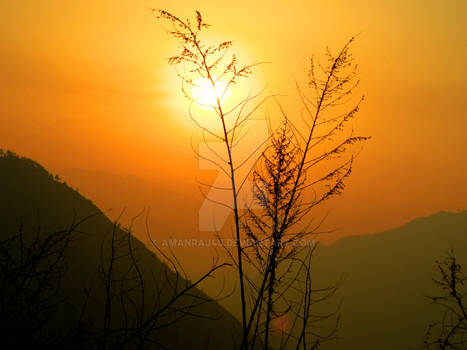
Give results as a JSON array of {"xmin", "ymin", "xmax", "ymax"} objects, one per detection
[{"xmin": 191, "ymin": 78, "xmax": 230, "ymax": 107}]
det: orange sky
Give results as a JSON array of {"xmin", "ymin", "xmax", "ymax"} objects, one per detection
[{"xmin": 1, "ymin": 0, "xmax": 466, "ymax": 252}]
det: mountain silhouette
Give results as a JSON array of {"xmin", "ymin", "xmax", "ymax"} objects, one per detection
[
  {"xmin": 0, "ymin": 150, "xmax": 242, "ymax": 349},
  {"xmin": 309, "ymin": 210, "xmax": 467, "ymax": 350}
]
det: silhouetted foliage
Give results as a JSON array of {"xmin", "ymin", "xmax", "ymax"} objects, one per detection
[
  {"xmin": 0, "ymin": 217, "xmax": 230, "ymax": 349},
  {"xmin": 155, "ymin": 10, "xmax": 269, "ymax": 348},
  {"xmin": 0, "ymin": 216, "xmax": 84, "ymax": 348},
  {"xmin": 240, "ymin": 36, "xmax": 368, "ymax": 349},
  {"xmin": 242, "ymin": 123, "xmax": 340, "ymax": 350},
  {"xmin": 156, "ymin": 10, "xmax": 369, "ymax": 350},
  {"xmin": 421, "ymin": 250, "xmax": 467, "ymax": 350}
]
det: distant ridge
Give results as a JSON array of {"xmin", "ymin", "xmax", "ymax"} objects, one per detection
[{"xmin": 311, "ymin": 209, "xmax": 467, "ymax": 350}]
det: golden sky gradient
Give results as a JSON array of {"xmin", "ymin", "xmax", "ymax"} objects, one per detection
[{"xmin": 1, "ymin": 0, "xmax": 466, "ymax": 248}]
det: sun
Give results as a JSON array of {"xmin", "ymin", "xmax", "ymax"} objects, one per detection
[{"xmin": 191, "ymin": 78, "xmax": 229, "ymax": 107}]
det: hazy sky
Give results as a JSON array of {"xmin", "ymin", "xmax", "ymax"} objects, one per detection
[{"xmin": 1, "ymin": 0, "xmax": 466, "ymax": 245}]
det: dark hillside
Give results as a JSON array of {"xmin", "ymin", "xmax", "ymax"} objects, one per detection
[{"xmin": 0, "ymin": 150, "xmax": 241, "ymax": 349}]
